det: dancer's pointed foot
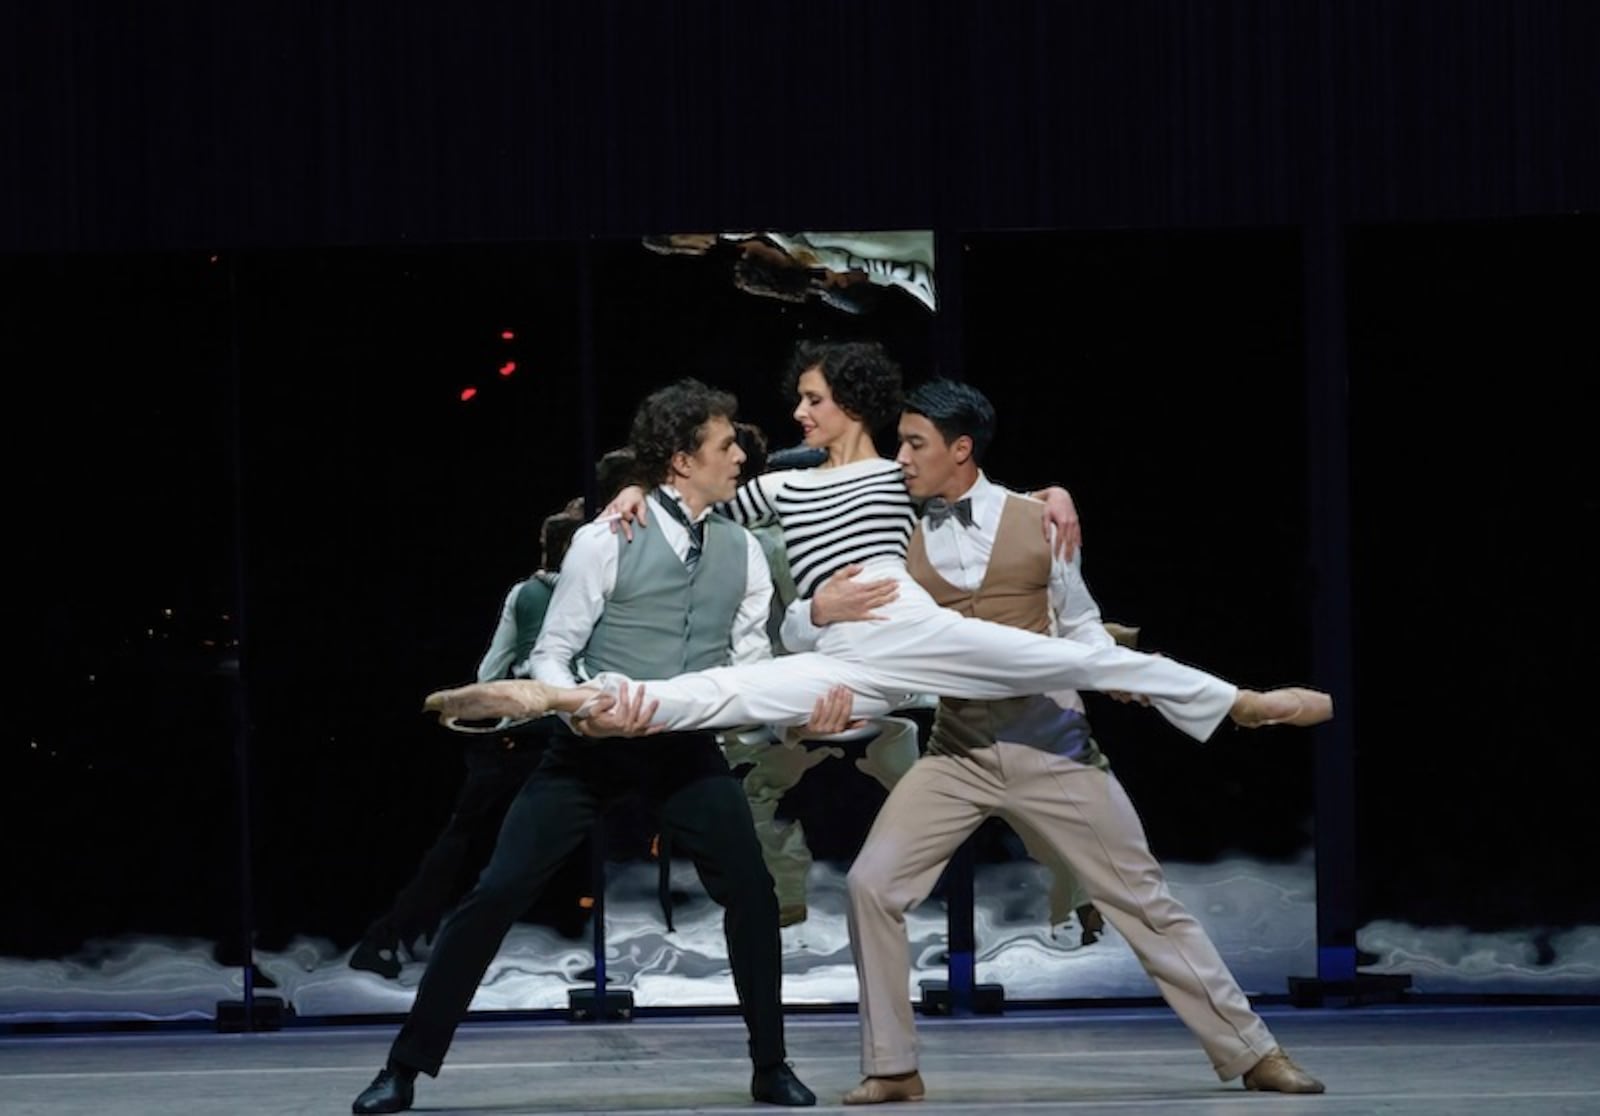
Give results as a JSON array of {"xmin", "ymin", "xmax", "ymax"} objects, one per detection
[
  {"xmin": 423, "ymin": 680, "xmax": 559, "ymax": 726},
  {"xmin": 1231, "ymin": 687, "xmax": 1333, "ymax": 728}
]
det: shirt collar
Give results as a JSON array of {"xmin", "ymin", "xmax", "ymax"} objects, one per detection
[{"xmin": 654, "ymin": 483, "xmax": 710, "ymax": 524}]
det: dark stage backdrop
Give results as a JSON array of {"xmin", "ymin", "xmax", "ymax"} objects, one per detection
[
  {"xmin": 963, "ymin": 228, "xmax": 1315, "ymax": 866},
  {"xmin": 1348, "ymin": 219, "xmax": 1599, "ymax": 932},
  {"xmin": 8, "ymin": 255, "xmax": 240, "ymax": 962},
  {"xmin": 3, "ymin": 2, "xmax": 1595, "ymax": 250},
  {"xmin": 228, "ymin": 245, "xmax": 586, "ymax": 952}
]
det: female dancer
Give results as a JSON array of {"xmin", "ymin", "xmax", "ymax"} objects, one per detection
[{"xmin": 429, "ymin": 341, "xmax": 1330, "ymax": 741}]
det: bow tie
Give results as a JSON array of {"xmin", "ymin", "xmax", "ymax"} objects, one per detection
[{"xmin": 923, "ymin": 496, "xmax": 975, "ymax": 529}]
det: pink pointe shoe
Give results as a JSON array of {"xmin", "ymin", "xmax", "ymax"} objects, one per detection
[
  {"xmin": 423, "ymin": 680, "xmax": 559, "ymax": 728},
  {"xmin": 1231, "ymin": 687, "xmax": 1334, "ymax": 728}
]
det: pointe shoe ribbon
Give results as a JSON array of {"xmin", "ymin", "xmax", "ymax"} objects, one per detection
[
  {"xmin": 842, "ymin": 1071, "xmax": 926, "ymax": 1105},
  {"xmin": 423, "ymin": 680, "xmax": 558, "ymax": 729},
  {"xmin": 1233, "ymin": 687, "xmax": 1334, "ymax": 728}
]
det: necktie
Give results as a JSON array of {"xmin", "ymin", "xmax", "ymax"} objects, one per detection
[
  {"xmin": 923, "ymin": 496, "xmax": 975, "ymax": 529},
  {"xmin": 656, "ymin": 493, "xmax": 705, "ymax": 574}
]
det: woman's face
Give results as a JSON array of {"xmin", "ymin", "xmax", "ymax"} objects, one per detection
[{"xmin": 792, "ymin": 366, "xmax": 860, "ymax": 447}]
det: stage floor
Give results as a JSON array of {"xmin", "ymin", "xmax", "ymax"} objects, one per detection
[{"xmin": 4, "ymin": 1004, "xmax": 1598, "ymax": 1114}]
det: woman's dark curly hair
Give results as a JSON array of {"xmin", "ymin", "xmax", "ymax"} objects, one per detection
[
  {"xmin": 783, "ymin": 340, "xmax": 904, "ymax": 431},
  {"xmin": 629, "ymin": 378, "xmax": 740, "ymax": 486}
]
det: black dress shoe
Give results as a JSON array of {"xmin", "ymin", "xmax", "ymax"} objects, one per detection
[
  {"xmin": 751, "ymin": 1062, "xmax": 817, "ymax": 1106},
  {"xmin": 1076, "ymin": 903, "xmax": 1105, "ymax": 947},
  {"xmin": 352, "ymin": 1067, "xmax": 415, "ymax": 1114},
  {"xmin": 349, "ymin": 939, "xmax": 402, "ymax": 980}
]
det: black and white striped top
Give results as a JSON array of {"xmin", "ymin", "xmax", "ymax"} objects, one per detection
[{"xmin": 720, "ymin": 458, "xmax": 918, "ymax": 599}]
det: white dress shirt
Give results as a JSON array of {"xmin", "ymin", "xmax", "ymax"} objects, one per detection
[
  {"xmin": 531, "ymin": 485, "xmax": 775, "ymax": 689},
  {"xmin": 478, "ymin": 581, "xmax": 531, "ymax": 683},
  {"xmin": 781, "ymin": 472, "xmax": 1114, "ymax": 658}
]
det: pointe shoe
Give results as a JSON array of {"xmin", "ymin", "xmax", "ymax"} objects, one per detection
[
  {"xmin": 423, "ymin": 680, "xmax": 558, "ymax": 727},
  {"xmin": 1231, "ymin": 687, "xmax": 1333, "ymax": 729},
  {"xmin": 843, "ymin": 1071, "xmax": 925, "ymax": 1105},
  {"xmin": 1242, "ymin": 1047, "xmax": 1325, "ymax": 1094}
]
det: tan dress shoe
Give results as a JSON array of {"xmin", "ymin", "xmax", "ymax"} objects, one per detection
[
  {"xmin": 1242, "ymin": 1048, "xmax": 1325, "ymax": 1093},
  {"xmin": 843, "ymin": 1071, "xmax": 926, "ymax": 1105}
]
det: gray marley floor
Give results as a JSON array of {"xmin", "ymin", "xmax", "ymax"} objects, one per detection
[{"xmin": 3, "ymin": 1004, "xmax": 1599, "ymax": 1114}]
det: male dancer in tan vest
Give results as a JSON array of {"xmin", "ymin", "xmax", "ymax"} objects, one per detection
[{"xmin": 790, "ymin": 379, "xmax": 1325, "ymax": 1103}]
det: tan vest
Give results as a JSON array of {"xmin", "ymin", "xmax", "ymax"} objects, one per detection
[{"xmin": 907, "ymin": 493, "xmax": 1107, "ymax": 767}]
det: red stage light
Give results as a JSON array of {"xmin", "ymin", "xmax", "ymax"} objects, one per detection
[
  {"xmin": 501, "ymin": 330, "xmax": 515, "ymax": 340},
  {"xmin": 460, "ymin": 387, "xmax": 478, "ymax": 402},
  {"xmin": 499, "ymin": 361, "xmax": 517, "ymax": 376}
]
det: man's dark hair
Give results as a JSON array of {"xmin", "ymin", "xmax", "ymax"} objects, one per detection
[
  {"xmin": 595, "ymin": 447, "xmax": 642, "ymax": 502},
  {"xmin": 733, "ymin": 421, "xmax": 769, "ymax": 476},
  {"xmin": 538, "ymin": 497, "xmax": 585, "ymax": 573},
  {"xmin": 629, "ymin": 378, "xmax": 739, "ymax": 486},
  {"xmin": 903, "ymin": 378, "xmax": 998, "ymax": 463},
  {"xmin": 783, "ymin": 340, "xmax": 903, "ymax": 431}
]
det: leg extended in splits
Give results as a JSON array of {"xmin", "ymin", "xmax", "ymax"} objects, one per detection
[{"xmin": 426, "ymin": 615, "xmax": 1331, "ymax": 740}]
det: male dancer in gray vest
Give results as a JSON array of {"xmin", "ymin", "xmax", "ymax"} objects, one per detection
[
  {"xmin": 352, "ymin": 379, "xmax": 817, "ymax": 1113},
  {"xmin": 789, "ymin": 379, "xmax": 1325, "ymax": 1103}
]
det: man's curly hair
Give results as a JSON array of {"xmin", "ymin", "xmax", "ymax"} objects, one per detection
[
  {"xmin": 630, "ymin": 378, "xmax": 739, "ymax": 487},
  {"xmin": 783, "ymin": 340, "xmax": 904, "ymax": 431}
]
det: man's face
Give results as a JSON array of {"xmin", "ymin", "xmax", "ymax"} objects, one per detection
[
  {"xmin": 676, "ymin": 415, "xmax": 746, "ymax": 507},
  {"xmin": 895, "ymin": 412, "xmax": 966, "ymax": 500}
]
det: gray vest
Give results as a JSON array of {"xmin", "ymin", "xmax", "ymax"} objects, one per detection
[{"xmin": 579, "ymin": 509, "xmax": 744, "ymax": 681}]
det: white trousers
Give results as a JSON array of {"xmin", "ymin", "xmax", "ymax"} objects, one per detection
[
  {"xmin": 595, "ymin": 561, "xmax": 1239, "ymax": 742},
  {"xmin": 847, "ymin": 744, "xmax": 1279, "ymax": 1080}
]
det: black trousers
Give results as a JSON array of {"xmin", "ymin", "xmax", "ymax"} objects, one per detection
[
  {"xmin": 389, "ymin": 731, "xmax": 785, "ymax": 1075},
  {"xmin": 364, "ymin": 736, "xmax": 546, "ymax": 948}
]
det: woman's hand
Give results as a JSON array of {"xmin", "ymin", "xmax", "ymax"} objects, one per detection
[{"xmin": 1034, "ymin": 486, "xmax": 1081, "ymax": 560}]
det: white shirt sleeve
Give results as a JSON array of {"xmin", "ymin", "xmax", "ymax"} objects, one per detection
[
  {"xmin": 1051, "ymin": 542, "xmax": 1115, "ymax": 649},
  {"xmin": 475, "ymin": 582, "xmax": 527, "ymax": 682},
  {"xmin": 531, "ymin": 523, "xmax": 619, "ymax": 687},
  {"xmin": 778, "ymin": 593, "xmax": 825, "ymax": 652},
  {"xmin": 730, "ymin": 530, "xmax": 776, "ymax": 666}
]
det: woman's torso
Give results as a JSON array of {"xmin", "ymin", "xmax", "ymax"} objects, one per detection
[{"xmin": 724, "ymin": 457, "xmax": 918, "ymax": 599}]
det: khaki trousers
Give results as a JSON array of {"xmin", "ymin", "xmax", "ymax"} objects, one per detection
[{"xmin": 846, "ymin": 744, "xmax": 1278, "ymax": 1081}]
